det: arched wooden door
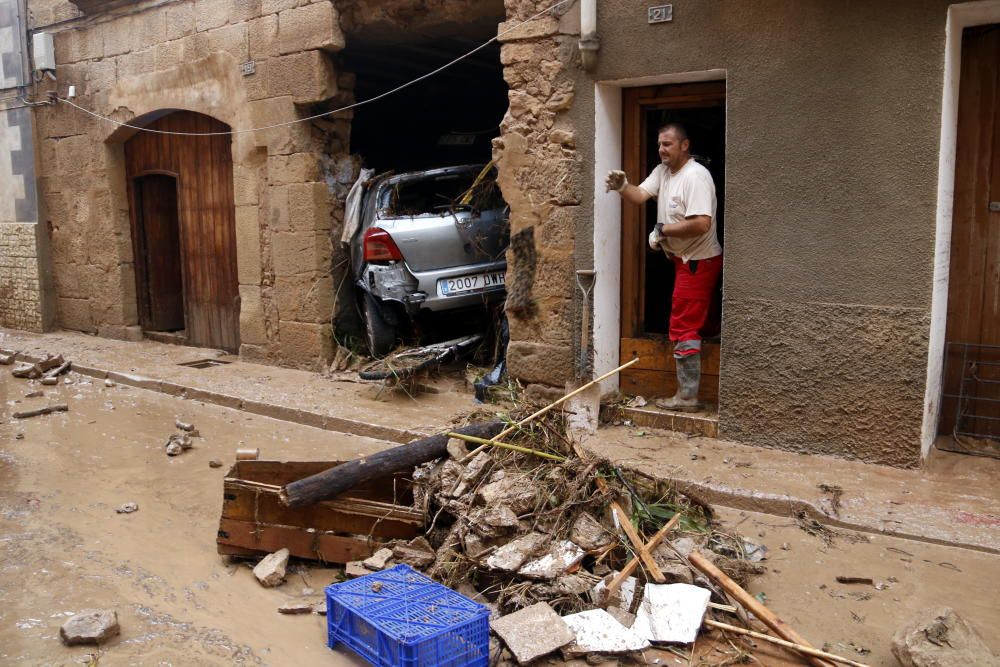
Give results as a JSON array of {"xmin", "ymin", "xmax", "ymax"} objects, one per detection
[{"xmin": 125, "ymin": 111, "xmax": 240, "ymax": 352}]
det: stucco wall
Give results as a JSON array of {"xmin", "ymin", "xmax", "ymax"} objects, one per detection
[{"xmin": 496, "ymin": 0, "xmax": 954, "ymax": 466}]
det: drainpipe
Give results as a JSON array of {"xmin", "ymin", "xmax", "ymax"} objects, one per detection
[{"xmin": 579, "ymin": 0, "xmax": 599, "ymax": 71}]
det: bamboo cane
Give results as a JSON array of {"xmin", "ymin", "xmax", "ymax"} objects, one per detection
[
  {"xmin": 446, "ymin": 432, "xmax": 567, "ymax": 462},
  {"xmin": 704, "ymin": 619, "xmax": 871, "ymax": 667},
  {"xmin": 461, "ymin": 357, "xmax": 640, "ymax": 463},
  {"xmin": 689, "ymin": 551, "xmax": 836, "ymax": 667}
]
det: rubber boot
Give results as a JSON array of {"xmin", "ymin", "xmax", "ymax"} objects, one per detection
[{"xmin": 655, "ymin": 353, "xmax": 703, "ymax": 412}]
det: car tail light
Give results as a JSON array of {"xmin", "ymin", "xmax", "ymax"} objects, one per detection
[{"xmin": 363, "ymin": 228, "xmax": 403, "ymax": 262}]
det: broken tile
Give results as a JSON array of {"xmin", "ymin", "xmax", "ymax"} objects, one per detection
[
  {"xmin": 345, "ymin": 561, "xmax": 369, "ymax": 578},
  {"xmin": 592, "ymin": 575, "xmax": 637, "ymax": 609},
  {"xmin": 519, "ymin": 541, "xmax": 586, "ymax": 580},
  {"xmin": 486, "ymin": 532, "xmax": 549, "ymax": 572},
  {"xmin": 450, "ymin": 451, "xmax": 491, "ymax": 497},
  {"xmin": 631, "ymin": 583, "xmax": 710, "ymax": 644},
  {"xmin": 491, "ymin": 602, "xmax": 575, "ymax": 664},
  {"xmin": 392, "ymin": 536, "xmax": 435, "ymax": 568},
  {"xmin": 477, "ymin": 474, "xmax": 537, "ymax": 514},
  {"xmin": 561, "ymin": 609, "xmax": 650, "ymax": 656},
  {"xmin": 278, "ymin": 601, "xmax": 315, "ymax": 614}
]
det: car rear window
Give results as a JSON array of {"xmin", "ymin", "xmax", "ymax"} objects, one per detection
[{"xmin": 379, "ymin": 170, "xmax": 504, "ymax": 216}]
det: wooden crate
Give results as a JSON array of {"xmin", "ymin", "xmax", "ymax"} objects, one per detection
[{"xmin": 217, "ymin": 460, "xmax": 424, "ymax": 564}]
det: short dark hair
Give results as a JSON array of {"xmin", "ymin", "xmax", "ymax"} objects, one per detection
[{"xmin": 657, "ymin": 122, "xmax": 689, "ymax": 142}]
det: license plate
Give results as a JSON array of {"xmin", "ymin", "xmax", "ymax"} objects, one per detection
[{"xmin": 437, "ymin": 271, "xmax": 506, "ymax": 297}]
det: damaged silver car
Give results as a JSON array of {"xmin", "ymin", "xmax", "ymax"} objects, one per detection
[{"xmin": 347, "ymin": 164, "xmax": 509, "ymax": 356}]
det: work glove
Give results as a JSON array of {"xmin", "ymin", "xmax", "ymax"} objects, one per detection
[
  {"xmin": 648, "ymin": 224, "xmax": 666, "ymax": 251},
  {"xmin": 605, "ymin": 170, "xmax": 627, "ymax": 193}
]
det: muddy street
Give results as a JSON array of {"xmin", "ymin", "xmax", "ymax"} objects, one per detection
[{"xmin": 0, "ymin": 370, "xmax": 377, "ymax": 665}]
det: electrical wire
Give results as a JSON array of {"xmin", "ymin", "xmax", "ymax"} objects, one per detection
[{"xmin": 54, "ymin": 0, "xmax": 575, "ymax": 138}]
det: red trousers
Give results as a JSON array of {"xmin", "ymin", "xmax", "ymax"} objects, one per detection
[{"xmin": 670, "ymin": 254, "xmax": 722, "ymax": 356}]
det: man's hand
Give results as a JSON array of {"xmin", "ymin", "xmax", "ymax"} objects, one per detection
[
  {"xmin": 605, "ymin": 170, "xmax": 627, "ymax": 193},
  {"xmin": 648, "ymin": 223, "xmax": 666, "ymax": 250}
]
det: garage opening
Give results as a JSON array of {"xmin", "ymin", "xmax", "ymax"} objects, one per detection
[{"xmin": 336, "ymin": 8, "xmax": 511, "ymax": 361}]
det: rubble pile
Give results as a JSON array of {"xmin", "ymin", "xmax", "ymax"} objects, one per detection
[{"xmin": 361, "ymin": 412, "xmax": 762, "ymax": 622}]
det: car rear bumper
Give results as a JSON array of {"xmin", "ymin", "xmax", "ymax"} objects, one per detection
[{"xmin": 363, "ymin": 260, "xmax": 507, "ymax": 314}]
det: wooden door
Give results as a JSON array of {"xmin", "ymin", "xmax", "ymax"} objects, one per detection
[
  {"xmin": 125, "ymin": 111, "xmax": 240, "ymax": 352},
  {"xmin": 134, "ymin": 174, "xmax": 184, "ymax": 331},
  {"xmin": 939, "ymin": 25, "xmax": 1000, "ymax": 452},
  {"xmin": 620, "ymin": 82, "xmax": 726, "ymax": 405}
]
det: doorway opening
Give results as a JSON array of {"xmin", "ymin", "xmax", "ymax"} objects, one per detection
[
  {"xmin": 125, "ymin": 110, "xmax": 240, "ymax": 353},
  {"xmin": 937, "ymin": 24, "xmax": 1000, "ymax": 459},
  {"xmin": 133, "ymin": 174, "xmax": 184, "ymax": 333},
  {"xmin": 619, "ymin": 81, "xmax": 726, "ymax": 408}
]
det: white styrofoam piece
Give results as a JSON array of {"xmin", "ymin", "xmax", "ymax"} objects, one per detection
[
  {"xmin": 631, "ymin": 583, "xmax": 711, "ymax": 644},
  {"xmin": 562, "ymin": 609, "xmax": 650, "ymax": 654}
]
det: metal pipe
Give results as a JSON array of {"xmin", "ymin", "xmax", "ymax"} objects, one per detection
[{"xmin": 579, "ymin": 0, "xmax": 599, "ymax": 71}]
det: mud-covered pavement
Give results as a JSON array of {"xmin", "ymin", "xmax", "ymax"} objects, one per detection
[
  {"xmin": 0, "ymin": 371, "xmax": 376, "ymax": 665},
  {"xmin": 2, "ymin": 368, "xmax": 999, "ymax": 666}
]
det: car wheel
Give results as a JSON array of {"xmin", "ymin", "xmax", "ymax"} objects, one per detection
[{"xmin": 360, "ymin": 290, "xmax": 396, "ymax": 358}]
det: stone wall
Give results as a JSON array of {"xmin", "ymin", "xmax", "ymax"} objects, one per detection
[
  {"xmin": 493, "ymin": 1, "xmax": 582, "ymax": 386},
  {"xmin": 28, "ymin": 0, "xmax": 355, "ymax": 368}
]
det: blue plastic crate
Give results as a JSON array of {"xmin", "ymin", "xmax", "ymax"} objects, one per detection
[{"xmin": 326, "ymin": 564, "xmax": 490, "ymax": 667}]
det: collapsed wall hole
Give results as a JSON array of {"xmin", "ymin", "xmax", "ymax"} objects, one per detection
[{"xmin": 334, "ymin": 7, "xmax": 512, "ymax": 364}]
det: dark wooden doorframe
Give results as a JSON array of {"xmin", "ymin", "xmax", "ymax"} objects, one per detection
[
  {"xmin": 619, "ymin": 81, "xmax": 726, "ymax": 404},
  {"xmin": 938, "ymin": 25, "xmax": 1000, "ymax": 454},
  {"xmin": 129, "ymin": 172, "xmax": 186, "ymax": 332}
]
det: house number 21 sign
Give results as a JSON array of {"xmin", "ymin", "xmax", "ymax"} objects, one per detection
[{"xmin": 648, "ymin": 4, "xmax": 673, "ymax": 23}]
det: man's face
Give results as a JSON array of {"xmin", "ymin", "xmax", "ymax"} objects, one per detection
[{"xmin": 657, "ymin": 129, "xmax": 689, "ymax": 170}]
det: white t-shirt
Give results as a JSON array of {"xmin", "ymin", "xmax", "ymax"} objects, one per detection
[{"xmin": 638, "ymin": 159, "xmax": 722, "ymax": 262}]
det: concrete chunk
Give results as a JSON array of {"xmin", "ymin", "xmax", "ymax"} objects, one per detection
[
  {"xmin": 486, "ymin": 532, "xmax": 549, "ymax": 572},
  {"xmin": 344, "ymin": 561, "xmax": 369, "ymax": 578},
  {"xmin": 253, "ymin": 548, "xmax": 290, "ymax": 587},
  {"xmin": 392, "ymin": 536, "xmax": 435, "ymax": 568},
  {"xmin": 278, "ymin": 601, "xmax": 315, "ymax": 614},
  {"xmin": 60, "ymin": 609, "xmax": 120, "ymax": 646},
  {"xmin": 631, "ymin": 583, "xmax": 710, "ymax": 644},
  {"xmin": 363, "ymin": 548, "xmax": 393, "ymax": 571},
  {"xmin": 569, "ymin": 513, "xmax": 612, "ymax": 550},
  {"xmin": 561, "ymin": 609, "xmax": 649, "ymax": 656},
  {"xmin": 519, "ymin": 541, "xmax": 586, "ymax": 580},
  {"xmin": 891, "ymin": 607, "xmax": 998, "ymax": 667},
  {"xmin": 491, "ymin": 602, "xmax": 575, "ymax": 664}
]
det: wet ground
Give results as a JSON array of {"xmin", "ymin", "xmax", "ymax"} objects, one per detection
[{"xmin": 2, "ymin": 369, "xmax": 998, "ymax": 666}]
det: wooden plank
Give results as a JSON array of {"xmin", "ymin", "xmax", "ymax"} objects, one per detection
[
  {"xmin": 217, "ymin": 517, "xmax": 377, "ymax": 564},
  {"xmin": 621, "ymin": 338, "xmax": 720, "ymax": 374},
  {"xmin": 603, "ymin": 514, "xmax": 680, "ymax": 603},
  {"xmin": 621, "ymin": 368, "xmax": 719, "ymax": 403}
]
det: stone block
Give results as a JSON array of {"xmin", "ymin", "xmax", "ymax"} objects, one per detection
[
  {"xmin": 267, "ymin": 184, "xmax": 290, "ymax": 230},
  {"xmin": 194, "ymin": 0, "xmax": 229, "ymax": 31},
  {"xmin": 233, "ymin": 164, "xmax": 260, "ymax": 206},
  {"xmin": 267, "ymin": 50, "xmax": 336, "ymax": 104},
  {"xmin": 278, "ymin": 2, "xmax": 343, "ymax": 54},
  {"xmin": 490, "ymin": 602, "xmax": 574, "ymax": 664},
  {"xmin": 204, "ymin": 23, "xmax": 248, "ymax": 62},
  {"xmin": 102, "ymin": 16, "xmax": 133, "ymax": 57},
  {"xmin": 165, "ymin": 1, "xmax": 195, "ymax": 40},
  {"xmin": 235, "ymin": 205, "xmax": 262, "ymax": 285},
  {"xmin": 507, "ymin": 341, "xmax": 572, "ymax": 386},
  {"xmin": 248, "ymin": 14, "xmax": 279, "ymax": 58},
  {"xmin": 248, "ymin": 97, "xmax": 317, "ymax": 154},
  {"xmin": 58, "ymin": 297, "xmax": 95, "ymax": 332},
  {"xmin": 54, "ymin": 135, "xmax": 105, "ymax": 176},
  {"xmin": 52, "ymin": 263, "xmax": 100, "ymax": 300},
  {"xmin": 243, "ymin": 58, "xmax": 269, "ymax": 101},
  {"xmin": 98, "ymin": 324, "xmax": 144, "ymax": 342},
  {"xmin": 271, "ymin": 231, "xmax": 331, "ymax": 275},
  {"xmin": 86, "ymin": 58, "xmax": 117, "ymax": 93},
  {"xmin": 497, "ymin": 16, "xmax": 559, "ymax": 42},
  {"xmin": 268, "ymin": 154, "xmax": 321, "ymax": 186},
  {"xmin": 117, "ymin": 49, "xmax": 157, "ymax": 79},
  {"xmin": 262, "ymin": 0, "xmax": 306, "ymax": 15},
  {"xmin": 131, "ymin": 11, "xmax": 166, "ymax": 52},
  {"xmin": 230, "ymin": 0, "xmax": 262, "ymax": 23},
  {"xmin": 60, "ymin": 610, "xmax": 120, "ymax": 646},
  {"xmin": 273, "ymin": 273, "xmax": 332, "ymax": 323},
  {"xmin": 238, "ymin": 285, "xmax": 267, "ymax": 344},
  {"xmin": 253, "ymin": 548, "xmax": 289, "ymax": 586},
  {"xmin": 278, "ymin": 319, "xmax": 332, "ymax": 368},
  {"xmin": 286, "ymin": 181, "xmax": 331, "ymax": 231},
  {"xmin": 55, "ymin": 26, "xmax": 102, "ymax": 65}
]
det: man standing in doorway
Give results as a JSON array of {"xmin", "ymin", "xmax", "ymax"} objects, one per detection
[{"xmin": 606, "ymin": 123, "xmax": 722, "ymax": 412}]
